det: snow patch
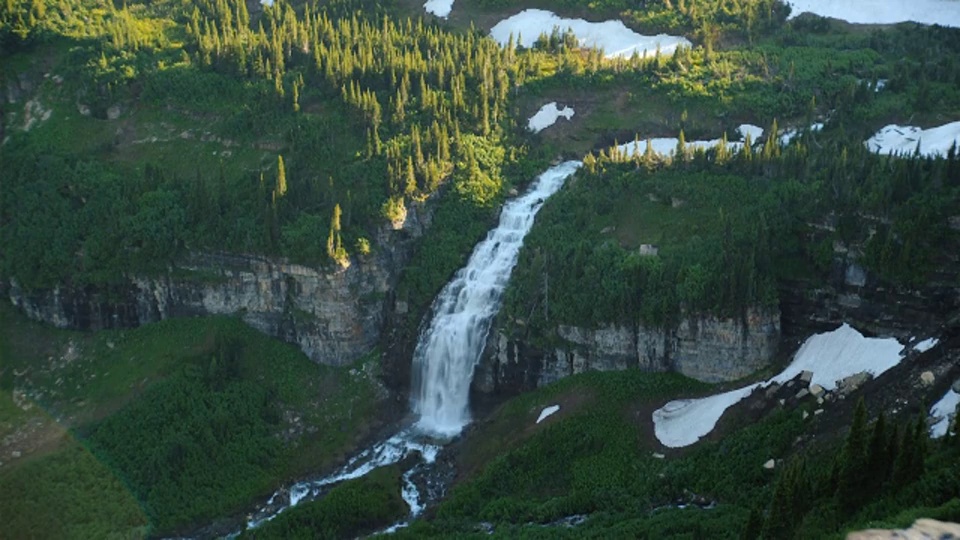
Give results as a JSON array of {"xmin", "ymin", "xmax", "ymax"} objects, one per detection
[
  {"xmin": 653, "ymin": 384, "xmax": 761, "ymax": 448},
  {"xmin": 785, "ymin": 0, "xmax": 960, "ymax": 28},
  {"xmin": 769, "ymin": 323, "xmax": 904, "ymax": 390},
  {"xmin": 614, "ymin": 124, "xmax": 763, "ymax": 157},
  {"xmin": 866, "ymin": 122, "xmax": 960, "ymax": 157},
  {"xmin": 737, "ymin": 123, "xmax": 765, "ymax": 141},
  {"xmin": 424, "ymin": 0, "xmax": 454, "ymax": 18},
  {"xmin": 528, "ymin": 102, "xmax": 575, "ymax": 133},
  {"xmin": 779, "ymin": 122, "xmax": 824, "ymax": 146},
  {"xmin": 490, "ymin": 9, "xmax": 691, "ymax": 59},
  {"xmin": 536, "ymin": 405, "xmax": 561, "ymax": 424},
  {"xmin": 653, "ymin": 324, "xmax": 904, "ymax": 448},
  {"xmin": 914, "ymin": 338, "xmax": 939, "ymax": 353},
  {"xmin": 929, "ymin": 390, "xmax": 960, "ymax": 438}
]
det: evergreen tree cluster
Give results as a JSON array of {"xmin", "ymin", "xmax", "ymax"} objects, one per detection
[
  {"xmin": 506, "ymin": 121, "xmax": 960, "ymax": 330},
  {"xmin": 757, "ymin": 400, "xmax": 938, "ymax": 539}
]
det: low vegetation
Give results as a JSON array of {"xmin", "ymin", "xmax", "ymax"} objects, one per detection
[
  {"xmin": 242, "ymin": 464, "xmax": 407, "ymax": 539},
  {"xmin": 0, "ymin": 306, "xmax": 385, "ymax": 536}
]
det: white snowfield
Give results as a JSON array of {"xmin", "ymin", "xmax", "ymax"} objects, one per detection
[
  {"xmin": 866, "ymin": 122, "xmax": 960, "ymax": 157},
  {"xmin": 490, "ymin": 9, "xmax": 691, "ymax": 59},
  {"xmin": 528, "ymin": 102, "xmax": 575, "ymax": 133},
  {"xmin": 653, "ymin": 324, "xmax": 905, "ymax": 448},
  {"xmin": 537, "ymin": 405, "xmax": 561, "ymax": 424},
  {"xmin": 423, "ymin": 0, "xmax": 454, "ymax": 19},
  {"xmin": 929, "ymin": 389, "xmax": 960, "ymax": 438},
  {"xmin": 779, "ymin": 122, "xmax": 824, "ymax": 146},
  {"xmin": 914, "ymin": 337, "xmax": 939, "ymax": 353},
  {"xmin": 769, "ymin": 323, "xmax": 904, "ymax": 390},
  {"xmin": 615, "ymin": 124, "xmax": 764, "ymax": 157},
  {"xmin": 652, "ymin": 385, "xmax": 761, "ymax": 448},
  {"xmin": 785, "ymin": 0, "xmax": 960, "ymax": 28}
]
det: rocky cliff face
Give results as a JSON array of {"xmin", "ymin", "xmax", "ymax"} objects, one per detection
[
  {"xmin": 779, "ymin": 248, "xmax": 960, "ymax": 342},
  {"xmin": 475, "ymin": 236, "xmax": 960, "ymax": 398},
  {"xmin": 474, "ymin": 308, "xmax": 781, "ymax": 395},
  {"xmin": 5, "ymin": 204, "xmax": 432, "ymax": 367}
]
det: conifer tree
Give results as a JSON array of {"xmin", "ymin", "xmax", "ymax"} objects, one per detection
[
  {"xmin": 837, "ymin": 398, "xmax": 869, "ymax": 512},
  {"xmin": 275, "ymin": 155, "xmax": 288, "ymax": 198},
  {"xmin": 866, "ymin": 412, "xmax": 890, "ymax": 491}
]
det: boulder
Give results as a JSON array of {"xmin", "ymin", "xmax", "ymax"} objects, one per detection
[
  {"xmin": 847, "ymin": 518, "xmax": 960, "ymax": 540},
  {"xmin": 810, "ymin": 384, "xmax": 825, "ymax": 398},
  {"xmin": 799, "ymin": 370, "xmax": 814, "ymax": 384},
  {"xmin": 839, "ymin": 372, "xmax": 872, "ymax": 395},
  {"xmin": 919, "ymin": 371, "xmax": 935, "ymax": 387},
  {"xmin": 763, "ymin": 459, "xmax": 776, "ymax": 470},
  {"xmin": 795, "ymin": 389, "xmax": 810, "ymax": 400},
  {"xmin": 952, "ymin": 378, "xmax": 960, "ymax": 394}
]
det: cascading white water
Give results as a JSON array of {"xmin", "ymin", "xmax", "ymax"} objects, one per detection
[
  {"xmin": 220, "ymin": 163, "xmax": 582, "ymax": 537},
  {"xmin": 411, "ymin": 160, "xmax": 583, "ymax": 437}
]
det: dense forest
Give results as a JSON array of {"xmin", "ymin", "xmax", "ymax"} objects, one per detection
[{"xmin": 505, "ymin": 127, "xmax": 960, "ymax": 330}]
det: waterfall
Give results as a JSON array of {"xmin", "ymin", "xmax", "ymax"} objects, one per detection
[{"xmin": 411, "ymin": 161, "xmax": 582, "ymax": 437}]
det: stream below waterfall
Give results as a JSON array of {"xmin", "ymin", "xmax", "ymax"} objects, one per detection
[{"xmin": 208, "ymin": 161, "xmax": 583, "ymax": 538}]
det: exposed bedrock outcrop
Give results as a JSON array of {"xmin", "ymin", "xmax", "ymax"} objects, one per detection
[
  {"xmin": 475, "ymin": 242, "xmax": 960, "ymax": 397},
  {"xmin": 5, "ymin": 203, "xmax": 432, "ymax": 368},
  {"xmin": 474, "ymin": 308, "xmax": 782, "ymax": 395},
  {"xmin": 779, "ymin": 250, "xmax": 960, "ymax": 341}
]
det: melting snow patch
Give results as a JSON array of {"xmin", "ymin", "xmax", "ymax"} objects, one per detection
[
  {"xmin": 784, "ymin": 0, "xmax": 960, "ymax": 27},
  {"xmin": 528, "ymin": 102, "xmax": 575, "ymax": 133},
  {"xmin": 779, "ymin": 122, "xmax": 824, "ymax": 146},
  {"xmin": 769, "ymin": 323, "xmax": 903, "ymax": 390},
  {"xmin": 866, "ymin": 122, "xmax": 960, "ymax": 157},
  {"xmin": 424, "ymin": 0, "xmax": 454, "ymax": 18},
  {"xmin": 914, "ymin": 338, "xmax": 939, "ymax": 353},
  {"xmin": 537, "ymin": 405, "xmax": 561, "ymax": 424},
  {"xmin": 929, "ymin": 390, "xmax": 960, "ymax": 438},
  {"xmin": 737, "ymin": 124, "xmax": 764, "ymax": 141},
  {"xmin": 653, "ymin": 324, "xmax": 904, "ymax": 448},
  {"xmin": 653, "ymin": 385, "xmax": 761, "ymax": 448},
  {"xmin": 490, "ymin": 9, "xmax": 691, "ymax": 59},
  {"xmin": 615, "ymin": 125, "xmax": 762, "ymax": 157}
]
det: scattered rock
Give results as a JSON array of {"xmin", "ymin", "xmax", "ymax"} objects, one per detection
[
  {"xmin": 671, "ymin": 197, "xmax": 685, "ymax": 208},
  {"xmin": 638, "ymin": 244, "xmax": 659, "ymax": 256},
  {"xmin": 814, "ymin": 409, "xmax": 824, "ymax": 416},
  {"xmin": 803, "ymin": 411, "xmax": 809, "ymax": 420},
  {"xmin": 600, "ymin": 226, "xmax": 614, "ymax": 234},
  {"xmin": 652, "ymin": 453, "xmax": 665, "ymax": 459},
  {"xmin": 799, "ymin": 370, "xmax": 813, "ymax": 384},
  {"xmin": 106, "ymin": 341, "xmax": 115, "ymax": 349},
  {"xmin": 838, "ymin": 372, "xmax": 872, "ymax": 395},
  {"xmin": 779, "ymin": 399, "xmax": 785, "ymax": 406},
  {"xmin": 919, "ymin": 371, "xmax": 935, "ymax": 387},
  {"xmin": 107, "ymin": 104, "xmax": 122, "ymax": 120},
  {"xmin": 952, "ymin": 379, "xmax": 960, "ymax": 393},
  {"xmin": 11, "ymin": 451, "xmax": 21, "ymax": 459},
  {"xmin": 847, "ymin": 518, "xmax": 960, "ymax": 540},
  {"xmin": 844, "ymin": 263, "xmax": 867, "ymax": 287},
  {"xmin": 763, "ymin": 459, "xmax": 776, "ymax": 470},
  {"xmin": 395, "ymin": 300, "xmax": 408, "ymax": 315},
  {"xmin": 508, "ymin": 188, "xmax": 519, "ymax": 197},
  {"xmin": 817, "ymin": 397, "xmax": 824, "ymax": 405},
  {"xmin": 795, "ymin": 389, "xmax": 810, "ymax": 400},
  {"xmin": 77, "ymin": 103, "xmax": 91, "ymax": 116}
]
